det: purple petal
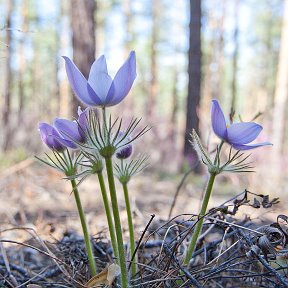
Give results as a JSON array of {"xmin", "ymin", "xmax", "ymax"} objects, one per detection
[
  {"xmin": 107, "ymin": 51, "xmax": 137, "ymax": 106},
  {"xmin": 232, "ymin": 142, "xmax": 273, "ymax": 150},
  {"xmin": 227, "ymin": 122, "xmax": 262, "ymax": 145},
  {"xmin": 77, "ymin": 107, "xmax": 91, "ymax": 137},
  {"xmin": 63, "ymin": 56, "xmax": 100, "ymax": 106},
  {"xmin": 54, "ymin": 118, "xmax": 84, "ymax": 148},
  {"xmin": 87, "ymin": 83, "xmax": 105, "ymax": 106},
  {"xmin": 88, "ymin": 56, "xmax": 113, "ymax": 102},
  {"xmin": 38, "ymin": 123, "xmax": 65, "ymax": 151},
  {"xmin": 211, "ymin": 100, "xmax": 228, "ymax": 140}
]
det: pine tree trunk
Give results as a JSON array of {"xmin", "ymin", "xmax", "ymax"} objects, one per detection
[
  {"xmin": 18, "ymin": 0, "xmax": 28, "ymax": 124},
  {"xmin": 230, "ymin": 0, "xmax": 239, "ymax": 115},
  {"xmin": 2, "ymin": 0, "xmax": 14, "ymax": 151},
  {"xmin": 123, "ymin": 0, "xmax": 134, "ymax": 112},
  {"xmin": 147, "ymin": 0, "xmax": 159, "ymax": 119},
  {"xmin": 272, "ymin": 0, "xmax": 288, "ymax": 156},
  {"xmin": 70, "ymin": 0, "xmax": 96, "ymax": 116},
  {"xmin": 212, "ymin": 0, "xmax": 225, "ymax": 101},
  {"xmin": 183, "ymin": 0, "xmax": 202, "ymax": 170},
  {"xmin": 59, "ymin": 0, "xmax": 70, "ymax": 118}
]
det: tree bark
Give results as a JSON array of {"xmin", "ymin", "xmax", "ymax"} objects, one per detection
[
  {"xmin": 18, "ymin": 0, "xmax": 29, "ymax": 124},
  {"xmin": 70, "ymin": 0, "xmax": 96, "ymax": 116},
  {"xmin": 123, "ymin": 0, "xmax": 135, "ymax": 112},
  {"xmin": 59, "ymin": 0, "xmax": 70, "ymax": 118},
  {"xmin": 272, "ymin": 0, "xmax": 288, "ymax": 156},
  {"xmin": 230, "ymin": 0, "xmax": 239, "ymax": 116},
  {"xmin": 183, "ymin": 0, "xmax": 202, "ymax": 169},
  {"xmin": 147, "ymin": 0, "xmax": 159, "ymax": 119},
  {"xmin": 2, "ymin": 0, "xmax": 14, "ymax": 151}
]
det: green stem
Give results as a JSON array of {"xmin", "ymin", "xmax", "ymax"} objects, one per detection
[
  {"xmin": 97, "ymin": 171, "xmax": 119, "ymax": 261},
  {"xmin": 102, "ymin": 107, "xmax": 108, "ymax": 141},
  {"xmin": 105, "ymin": 157, "xmax": 129, "ymax": 288},
  {"xmin": 70, "ymin": 179, "xmax": 97, "ymax": 276},
  {"xmin": 122, "ymin": 182, "xmax": 137, "ymax": 277},
  {"xmin": 183, "ymin": 173, "xmax": 217, "ymax": 265}
]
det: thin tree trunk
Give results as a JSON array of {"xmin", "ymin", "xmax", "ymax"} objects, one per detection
[
  {"xmin": 123, "ymin": 0, "xmax": 134, "ymax": 111},
  {"xmin": 124, "ymin": 0, "xmax": 133, "ymax": 58},
  {"xmin": 212, "ymin": 0, "xmax": 225, "ymax": 101},
  {"xmin": 2, "ymin": 0, "xmax": 14, "ymax": 151},
  {"xmin": 70, "ymin": 0, "xmax": 96, "ymax": 116},
  {"xmin": 272, "ymin": 0, "xmax": 288, "ymax": 156},
  {"xmin": 202, "ymin": 1, "xmax": 226, "ymax": 119},
  {"xmin": 169, "ymin": 69, "xmax": 179, "ymax": 146},
  {"xmin": 230, "ymin": 0, "xmax": 239, "ymax": 116},
  {"xmin": 18, "ymin": 0, "xmax": 29, "ymax": 124},
  {"xmin": 147, "ymin": 0, "xmax": 159, "ymax": 119},
  {"xmin": 183, "ymin": 0, "xmax": 202, "ymax": 170},
  {"xmin": 59, "ymin": 0, "xmax": 70, "ymax": 118}
]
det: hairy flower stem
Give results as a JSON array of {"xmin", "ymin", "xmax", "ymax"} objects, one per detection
[
  {"xmin": 70, "ymin": 179, "xmax": 97, "ymax": 276},
  {"xmin": 102, "ymin": 107, "xmax": 108, "ymax": 139},
  {"xmin": 183, "ymin": 173, "xmax": 217, "ymax": 266},
  {"xmin": 105, "ymin": 157, "xmax": 129, "ymax": 287},
  {"xmin": 122, "ymin": 182, "xmax": 137, "ymax": 277},
  {"xmin": 97, "ymin": 172, "xmax": 119, "ymax": 262}
]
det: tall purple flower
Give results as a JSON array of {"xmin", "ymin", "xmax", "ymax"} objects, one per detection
[
  {"xmin": 39, "ymin": 123, "xmax": 66, "ymax": 152},
  {"xmin": 211, "ymin": 100, "xmax": 272, "ymax": 150},
  {"xmin": 63, "ymin": 51, "xmax": 136, "ymax": 107}
]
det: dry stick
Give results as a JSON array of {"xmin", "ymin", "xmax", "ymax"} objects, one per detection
[
  {"xmin": 207, "ymin": 217, "xmax": 264, "ymax": 236},
  {"xmin": 0, "ymin": 242, "xmax": 18, "ymax": 287},
  {"xmin": 167, "ymin": 167, "xmax": 194, "ymax": 220},
  {"xmin": 0, "ymin": 240, "xmax": 85, "ymax": 288},
  {"xmin": 0, "ymin": 240, "xmax": 68, "ymax": 266},
  {"xmin": 238, "ymin": 229, "xmax": 288, "ymax": 287},
  {"xmin": 0, "ymin": 226, "xmax": 72, "ymax": 282},
  {"xmin": 157, "ymin": 224, "xmax": 178, "ymax": 266},
  {"xmin": 128, "ymin": 214, "xmax": 155, "ymax": 271},
  {"xmin": 162, "ymin": 242, "xmax": 202, "ymax": 288},
  {"xmin": 0, "ymin": 260, "xmax": 29, "ymax": 277},
  {"xmin": 16, "ymin": 267, "xmax": 49, "ymax": 287}
]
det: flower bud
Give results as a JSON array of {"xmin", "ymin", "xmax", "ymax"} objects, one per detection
[
  {"xmin": 39, "ymin": 123, "xmax": 66, "ymax": 152},
  {"xmin": 116, "ymin": 144, "xmax": 133, "ymax": 159},
  {"xmin": 115, "ymin": 131, "xmax": 133, "ymax": 159}
]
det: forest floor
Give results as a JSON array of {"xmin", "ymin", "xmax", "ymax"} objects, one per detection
[{"xmin": 0, "ymin": 159, "xmax": 287, "ymax": 287}]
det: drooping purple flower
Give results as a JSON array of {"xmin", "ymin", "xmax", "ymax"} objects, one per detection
[
  {"xmin": 39, "ymin": 123, "xmax": 66, "ymax": 152},
  {"xmin": 211, "ymin": 100, "xmax": 272, "ymax": 150},
  {"xmin": 54, "ymin": 118, "xmax": 85, "ymax": 149},
  {"xmin": 63, "ymin": 51, "xmax": 136, "ymax": 107}
]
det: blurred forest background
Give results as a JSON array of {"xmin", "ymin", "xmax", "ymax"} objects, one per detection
[{"xmin": 0, "ymin": 0, "xmax": 288, "ymax": 199}]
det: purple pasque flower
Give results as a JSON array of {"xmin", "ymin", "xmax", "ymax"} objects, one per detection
[
  {"xmin": 63, "ymin": 51, "xmax": 136, "ymax": 107},
  {"xmin": 211, "ymin": 100, "xmax": 272, "ymax": 150},
  {"xmin": 54, "ymin": 118, "xmax": 85, "ymax": 149},
  {"xmin": 39, "ymin": 123, "xmax": 66, "ymax": 152}
]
